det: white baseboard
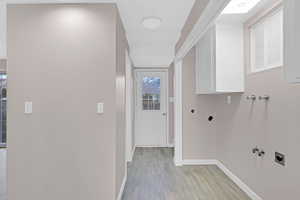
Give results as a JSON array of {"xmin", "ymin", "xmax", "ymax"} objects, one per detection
[
  {"xmin": 216, "ymin": 161, "xmax": 262, "ymax": 200},
  {"xmin": 116, "ymin": 173, "xmax": 127, "ymax": 200},
  {"xmin": 130, "ymin": 145, "xmax": 136, "ymax": 162},
  {"xmin": 174, "ymin": 158, "xmax": 183, "ymax": 166},
  {"xmin": 167, "ymin": 143, "xmax": 175, "ymax": 148},
  {"xmin": 182, "ymin": 159, "xmax": 218, "ymax": 165}
]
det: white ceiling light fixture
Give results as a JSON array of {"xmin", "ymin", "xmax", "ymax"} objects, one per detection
[
  {"xmin": 142, "ymin": 17, "xmax": 162, "ymax": 30},
  {"xmin": 222, "ymin": 0, "xmax": 262, "ymax": 14}
]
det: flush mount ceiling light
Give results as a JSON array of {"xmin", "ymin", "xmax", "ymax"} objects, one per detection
[
  {"xmin": 142, "ymin": 17, "xmax": 162, "ymax": 30},
  {"xmin": 222, "ymin": 0, "xmax": 262, "ymax": 14}
]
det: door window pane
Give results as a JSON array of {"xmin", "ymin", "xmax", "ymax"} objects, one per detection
[{"xmin": 142, "ymin": 77, "xmax": 160, "ymax": 110}]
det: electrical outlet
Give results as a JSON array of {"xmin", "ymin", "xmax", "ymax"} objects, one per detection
[
  {"xmin": 24, "ymin": 101, "xmax": 33, "ymax": 114},
  {"xmin": 97, "ymin": 103, "xmax": 104, "ymax": 114}
]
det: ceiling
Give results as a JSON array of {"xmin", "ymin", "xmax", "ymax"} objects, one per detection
[
  {"xmin": 117, "ymin": 0, "xmax": 195, "ymax": 67},
  {"xmin": 2, "ymin": 0, "xmax": 195, "ymax": 67}
]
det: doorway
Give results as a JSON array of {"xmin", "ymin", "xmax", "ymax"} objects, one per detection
[{"xmin": 134, "ymin": 69, "xmax": 169, "ymax": 147}]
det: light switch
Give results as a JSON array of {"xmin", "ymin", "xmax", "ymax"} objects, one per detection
[
  {"xmin": 24, "ymin": 101, "xmax": 32, "ymax": 114},
  {"xmin": 97, "ymin": 103, "xmax": 104, "ymax": 114},
  {"xmin": 227, "ymin": 96, "xmax": 231, "ymax": 104}
]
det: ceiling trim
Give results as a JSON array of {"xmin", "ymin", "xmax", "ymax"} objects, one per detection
[
  {"xmin": 4, "ymin": 0, "xmax": 116, "ymax": 4},
  {"xmin": 174, "ymin": 0, "xmax": 231, "ymax": 62}
]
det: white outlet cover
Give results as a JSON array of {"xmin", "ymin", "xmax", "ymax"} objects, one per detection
[
  {"xmin": 97, "ymin": 103, "xmax": 104, "ymax": 114},
  {"xmin": 24, "ymin": 101, "xmax": 32, "ymax": 114}
]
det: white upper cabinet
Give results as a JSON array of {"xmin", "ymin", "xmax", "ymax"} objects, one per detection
[
  {"xmin": 195, "ymin": 21, "xmax": 244, "ymax": 94},
  {"xmin": 284, "ymin": 0, "xmax": 300, "ymax": 83},
  {"xmin": 0, "ymin": 2, "xmax": 6, "ymax": 59}
]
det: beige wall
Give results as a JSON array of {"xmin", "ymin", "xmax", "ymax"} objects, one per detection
[
  {"xmin": 7, "ymin": 4, "xmax": 127, "ymax": 200},
  {"xmin": 215, "ymin": 67, "xmax": 300, "ymax": 200},
  {"xmin": 176, "ymin": 0, "xmax": 209, "ymax": 52},
  {"xmin": 182, "ymin": 47, "xmax": 217, "ymax": 159},
  {"xmin": 181, "ymin": 45, "xmax": 300, "ymax": 199}
]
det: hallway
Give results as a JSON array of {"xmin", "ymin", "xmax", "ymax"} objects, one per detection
[{"xmin": 122, "ymin": 148, "xmax": 251, "ymax": 200}]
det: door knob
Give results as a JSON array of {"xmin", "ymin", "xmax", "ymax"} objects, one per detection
[{"xmin": 162, "ymin": 113, "xmax": 167, "ymax": 116}]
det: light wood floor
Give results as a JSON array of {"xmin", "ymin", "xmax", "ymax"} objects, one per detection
[{"xmin": 122, "ymin": 148, "xmax": 251, "ymax": 200}]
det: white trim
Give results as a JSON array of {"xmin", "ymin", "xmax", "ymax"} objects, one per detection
[
  {"xmin": 125, "ymin": 50, "xmax": 133, "ymax": 163},
  {"xmin": 245, "ymin": 2, "xmax": 283, "ymax": 74},
  {"xmin": 216, "ymin": 161, "xmax": 263, "ymax": 200},
  {"xmin": 135, "ymin": 145, "xmax": 172, "ymax": 148},
  {"xmin": 135, "ymin": 65, "xmax": 170, "ymax": 68},
  {"xmin": 167, "ymin": 143, "xmax": 174, "ymax": 148},
  {"xmin": 175, "ymin": 0, "xmax": 230, "ymax": 62},
  {"xmin": 5, "ymin": 0, "xmax": 115, "ymax": 4},
  {"xmin": 174, "ymin": 60, "xmax": 183, "ymax": 166},
  {"xmin": 116, "ymin": 172, "xmax": 127, "ymax": 200},
  {"xmin": 251, "ymin": 65, "xmax": 282, "ymax": 74},
  {"xmin": 182, "ymin": 159, "xmax": 218, "ymax": 165},
  {"xmin": 165, "ymin": 70, "xmax": 170, "ymax": 147},
  {"xmin": 129, "ymin": 145, "xmax": 136, "ymax": 162},
  {"xmin": 134, "ymin": 68, "xmax": 168, "ymax": 72}
]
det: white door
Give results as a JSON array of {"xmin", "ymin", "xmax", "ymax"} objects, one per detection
[{"xmin": 135, "ymin": 70, "xmax": 168, "ymax": 147}]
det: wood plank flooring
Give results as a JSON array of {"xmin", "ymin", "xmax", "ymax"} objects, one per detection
[{"xmin": 122, "ymin": 148, "xmax": 251, "ymax": 200}]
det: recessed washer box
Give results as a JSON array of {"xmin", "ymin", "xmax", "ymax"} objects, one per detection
[{"xmin": 275, "ymin": 152, "xmax": 285, "ymax": 166}]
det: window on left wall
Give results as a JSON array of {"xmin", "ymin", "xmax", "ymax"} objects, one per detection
[{"xmin": 249, "ymin": 6, "xmax": 283, "ymax": 73}]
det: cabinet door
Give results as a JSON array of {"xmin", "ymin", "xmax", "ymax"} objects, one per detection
[
  {"xmin": 284, "ymin": 0, "xmax": 300, "ymax": 83},
  {"xmin": 195, "ymin": 26, "xmax": 215, "ymax": 94}
]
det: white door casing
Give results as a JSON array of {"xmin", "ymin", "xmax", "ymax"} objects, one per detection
[
  {"xmin": 125, "ymin": 50, "xmax": 134, "ymax": 162},
  {"xmin": 135, "ymin": 69, "xmax": 168, "ymax": 147}
]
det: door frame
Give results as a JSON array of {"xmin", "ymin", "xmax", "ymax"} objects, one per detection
[
  {"xmin": 173, "ymin": 0, "xmax": 230, "ymax": 166},
  {"xmin": 125, "ymin": 50, "xmax": 134, "ymax": 162},
  {"xmin": 134, "ymin": 68, "xmax": 170, "ymax": 147}
]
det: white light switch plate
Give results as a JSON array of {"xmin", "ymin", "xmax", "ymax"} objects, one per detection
[
  {"xmin": 227, "ymin": 96, "xmax": 231, "ymax": 104},
  {"xmin": 97, "ymin": 103, "xmax": 104, "ymax": 114},
  {"xmin": 24, "ymin": 101, "xmax": 32, "ymax": 114}
]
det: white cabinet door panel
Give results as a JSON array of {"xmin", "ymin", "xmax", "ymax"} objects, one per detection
[
  {"xmin": 195, "ymin": 27, "xmax": 215, "ymax": 94},
  {"xmin": 284, "ymin": 0, "xmax": 300, "ymax": 83}
]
